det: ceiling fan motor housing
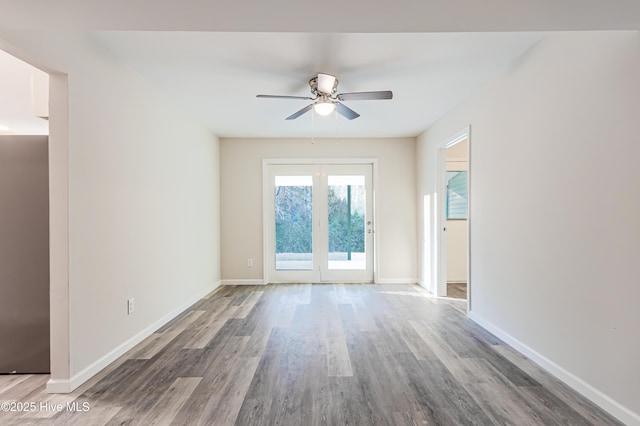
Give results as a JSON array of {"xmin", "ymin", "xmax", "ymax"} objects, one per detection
[{"xmin": 309, "ymin": 76, "xmax": 339, "ymax": 96}]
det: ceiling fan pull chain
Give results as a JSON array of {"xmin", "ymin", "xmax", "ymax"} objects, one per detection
[
  {"xmin": 311, "ymin": 107, "xmax": 315, "ymax": 144},
  {"xmin": 334, "ymin": 108, "xmax": 339, "ymax": 144}
]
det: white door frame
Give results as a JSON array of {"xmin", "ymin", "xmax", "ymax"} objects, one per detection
[
  {"xmin": 263, "ymin": 158, "xmax": 379, "ymax": 284},
  {"xmin": 435, "ymin": 127, "xmax": 471, "ymax": 311}
]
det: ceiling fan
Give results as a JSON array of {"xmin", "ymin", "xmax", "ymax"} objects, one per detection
[{"xmin": 257, "ymin": 73, "xmax": 392, "ymax": 120}]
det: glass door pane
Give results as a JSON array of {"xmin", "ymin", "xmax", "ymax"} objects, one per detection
[
  {"xmin": 327, "ymin": 175, "xmax": 366, "ymax": 270},
  {"xmin": 275, "ymin": 175, "xmax": 313, "ymax": 270}
]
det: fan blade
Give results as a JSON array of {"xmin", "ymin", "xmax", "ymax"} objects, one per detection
[
  {"xmin": 335, "ymin": 102, "xmax": 360, "ymax": 120},
  {"xmin": 257, "ymin": 94, "xmax": 314, "ymax": 100},
  {"xmin": 337, "ymin": 91, "xmax": 393, "ymax": 101},
  {"xmin": 317, "ymin": 73, "xmax": 337, "ymax": 94},
  {"xmin": 285, "ymin": 104, "xmax": 313, "ymax": 120}
]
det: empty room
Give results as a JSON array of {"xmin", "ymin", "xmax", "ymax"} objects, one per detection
[{"xmin": 0, "ymin": 1, "xmax": 639, "ymax": 425}]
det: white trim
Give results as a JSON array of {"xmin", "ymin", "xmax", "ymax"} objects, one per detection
[
  {"xmin": 221, "ymin": 279, "xmax": 267, "ymax": 286},
  {"xmin": 443, "ymin": 129, "xmax": 469, "ymax": 148},
  {"xmin": 376, "ymin": 278, "xmax": 418, "ymax": 285},
  {"xmin": 418, "ymin": 279, "xmax": 431, "ymax": 292},
  {"xmin": 372, "ymin": 159, "xmax": 380, "ymax": 285},
  {"xmin": 270, "ymin": 280, "xmax": 373, "ymax": 284},
  {"xmin": 264, "ymin": 157, "xmax": 378, "ymax": 166},
  {"xmin": 468, "ymin": 311, "xmax": 640, "ymax": 426},
  {"xmin": 262, "ymin": 161, "xmax": 270, "ymax": 284},
  {"xmin": 446, "ymin": 157, "xmax": 467, "ymax": 163},
  {"xmin": 465, "ymin": 128, "xmax": 472, "ymax": 313},
  {"xmin": 46, "ymin": 280, "xmax": 221, "ymax": 393},
  {"xmin": 435, "ymin": 143, "xmax": 446, "ymax": 297},
  {"xmin": 45, "ymin": 378, "xmax": 72, "ymax": 394}
]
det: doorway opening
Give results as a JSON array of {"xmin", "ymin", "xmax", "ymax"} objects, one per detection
[
  {"xmin": 436, "ymin": 129, "xmax": 470, "ymax": 306},
  {"xmin": 0, "ymin": 48, "xmax": 50, "ymax": 375}
]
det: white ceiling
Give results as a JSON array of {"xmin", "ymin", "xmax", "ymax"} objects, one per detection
[
  {"xmin": 92, "ymin": 31, "xmax": 543, "ymax": 138},
  {"xmin": 1, "ymin": 1, "xmax": 638, "ymax": 138}
]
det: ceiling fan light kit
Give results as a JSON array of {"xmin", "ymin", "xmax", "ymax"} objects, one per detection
[
  {"xmin": 313, "ymin": 100, "xmax": 335, "ymax": 116},
  {"xmin": 257, "ymin": 72, "xmax": 392, "ymax": 120}
]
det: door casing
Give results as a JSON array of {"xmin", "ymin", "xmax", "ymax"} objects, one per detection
[{"xmin": 435, "ymin": 127, "xmax": 471, "ymax": 312}]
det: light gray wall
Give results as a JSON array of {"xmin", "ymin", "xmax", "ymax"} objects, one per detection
[
  {"xmin": 417, "ymin": 31, "xmax": 640, "ymax": 424},
  {"xmin": 0, "ymin": 135, "xmax": 49, "ymax": 373}
]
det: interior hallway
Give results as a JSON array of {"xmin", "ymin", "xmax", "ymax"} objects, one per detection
[{"xmin": 0, "ymin": 284, "xmax": 621, "ymax": 425}]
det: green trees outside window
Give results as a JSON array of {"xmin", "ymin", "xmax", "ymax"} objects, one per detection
[{"xmin": 274, "ymin": 185, "xmax": 365, "ymax": 255}]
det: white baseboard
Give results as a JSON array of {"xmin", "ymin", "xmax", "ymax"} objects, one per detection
[
  {"xmin": 221, "ymin": 279, "xmax": 266, "ymax": 285},
  {"xmin": 418, "ymin": 279, "xmax": 433, "ymax": 293},
  {"xmin": 45, "ymin": 379, "xmax": 72, "ymax": 393},
  {"xmin": 46, "ymin": 280, "xmax": 221, "ymax": 394},
  {"xmin": 375, "ymin": 278, "xmax": 418, "ymax": 285},
  {"xmin": 468, "ymin": 311, "xmax": 640, "ymax": 426},
  {"xmin": 222, "ymin": 279, "xmax": 421, "ymax": 285}
]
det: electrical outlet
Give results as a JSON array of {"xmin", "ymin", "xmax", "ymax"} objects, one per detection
[
  {"xmin": 127, "ymin": 298, "xmax": 135, "ymax": 315},
  {"xmin": 247, "ymin": 258, "xmax": 253, "ymax": 267}
]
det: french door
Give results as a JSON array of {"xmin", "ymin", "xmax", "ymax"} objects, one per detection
[{"xmin": 266, "ymin": 163, "xmax": 374, "ymax": 283}]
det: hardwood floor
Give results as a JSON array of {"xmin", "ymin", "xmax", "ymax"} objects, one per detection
[
  {"xmin": 447, "ymin": 282, "xmax": 467, "ymax": 299},
  {"xmin": 0, "ymin": 284, "xmax": 622, "ymax": 425}
]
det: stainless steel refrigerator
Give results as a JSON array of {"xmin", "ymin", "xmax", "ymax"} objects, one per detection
[{"xmin": 0, "ymin": 136, "xmax": 50, "ymax": 374}]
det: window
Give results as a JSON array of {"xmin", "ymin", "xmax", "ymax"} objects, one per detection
[{"xmin": 446, "ymin": 171, "xmax": 468, "ymax": 220}]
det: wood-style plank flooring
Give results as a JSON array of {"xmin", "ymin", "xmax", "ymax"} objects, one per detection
[
  {"xmin": 0, "ymin": 284, "xmax": 622, "ymax": 425},
  {"xmin": 447, "ymin": 282, "xmax": 467, "ymax": 300}
]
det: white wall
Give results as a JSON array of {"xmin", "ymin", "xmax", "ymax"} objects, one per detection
[
  {"xmin": 444, "ymin": 219, "xmax": 466, "ymax": 283},
  {"xmin": 0, "ymin": 31, "xmax": 221, "ymax": 391},
  {"xmin": 220, "ymin": 137, "xmax": 417, "ymax": 284},
  {"xmin": 417, "ymin": 32, "xmax": 640, "ymax": 424}
]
